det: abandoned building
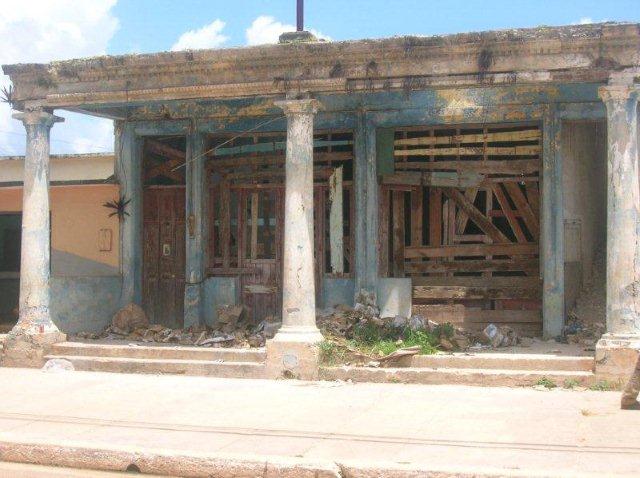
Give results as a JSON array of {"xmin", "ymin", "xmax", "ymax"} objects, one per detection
[{"xmin": 0, "ymin": 22, "xmax": 639, "ymax": 382}]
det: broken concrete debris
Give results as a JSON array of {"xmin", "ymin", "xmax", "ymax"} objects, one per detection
[
  {"xmin": 74, "ymin": 304, "xmax": 281, "ymax": 348},
  {"xmin": 482, "ymin": 323, "xmax": 518, "ymax": 348},
  {"xmin": 42, "ymin": 358, "xmax": 74, "ymax": 373}
]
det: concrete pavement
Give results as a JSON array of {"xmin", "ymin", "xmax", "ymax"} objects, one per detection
[{"xmin": 0, "ymin": 367, "xmax": 638, "ymax": 477}]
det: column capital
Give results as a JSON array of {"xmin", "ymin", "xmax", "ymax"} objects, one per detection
[
  {"xmin": 12, "ymin": 109, "xmax": 64, "ymax": 128},
  {"xmin": 274, "ymin": 98, "xmax": 320, "ymax": 116},
  {"xmin": 598, "ymin": 84, "xmax": 639, "ymax": 103}
]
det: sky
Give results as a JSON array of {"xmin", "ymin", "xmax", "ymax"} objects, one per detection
[{"xmin": 0, "ymin": 0, "xmax": 639, "ymax": 156}]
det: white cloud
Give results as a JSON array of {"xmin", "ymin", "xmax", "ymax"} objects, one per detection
[
  {"xmin": 0, "ymin": 0, "xmax": 119, "ymax": 155},
  {"xmin": 577, "ymin": 17, "xmax": 594, "ymax": 24},
  {"xmin": 171, "ymin": 19, "xmax": 228, "ymax": 51},
  {"xmin": 245, "ymin": 15, "xmax": 330, "ymax": 46}
]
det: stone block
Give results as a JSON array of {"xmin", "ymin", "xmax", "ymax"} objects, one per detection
[
  {"xmin": 266, "ymin": 339, "xmax": 320, "ymax": 381},
  {"xmin": 595, "ymin": 334, "xmax": 640, "ymax": 385},
  {"xmin": 1, "ymin": 330, "xmax": 66, "ymax": 368}
]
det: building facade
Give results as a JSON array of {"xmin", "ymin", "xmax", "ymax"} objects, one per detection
[{"xmin": 1, "ymin": 22, "xmax": 639, "ymax": 379}]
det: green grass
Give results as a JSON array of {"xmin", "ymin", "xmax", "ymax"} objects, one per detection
[
  {"xmin": 319, "ymin": 322, "xmax": 443, "ymax": 365},
  {"xmin": 589, "ymin": 380, "xmax": 615, "ymax": 391},
  {"xmin": 563, "ymin": 379, "xmax": 580, "ymax": 389},
  {"xmin": 536, "ymin": 377, "xmax": 557, "ymax": 389}
]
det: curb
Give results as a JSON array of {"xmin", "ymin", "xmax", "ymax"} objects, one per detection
[{"xmin": 0, "ymin": 439, "xmax": 621, "ymax": 477}]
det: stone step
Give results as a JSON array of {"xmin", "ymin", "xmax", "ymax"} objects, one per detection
[
  {"xmin": 320, "ymin": 366, "xmax": 596, "ymax": 387},
  {"xmin": 44, "ymin": 354, "xmax": 266, "ymax": 379},
  {"xmin": 50, "ymin": 341, "xmax": 265, "ymax": 363},
  {"xmin": 401, "ymin": 353, "xmax": 594, "ymax": 372}
]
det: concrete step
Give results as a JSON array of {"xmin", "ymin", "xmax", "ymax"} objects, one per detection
[
  {"xmin": 320, "ymin": 366, "xmax": 596, "ymax": 387},
  {"xmin": 50, "ymin": 341, "xmax": 265, "ymax": 363},
  {"xmin": 44, "ymin": 354, "xmax": 266, "ymax": 379},
  {"xmin": 401, "ymin": 353, "xmax": 594, "ymax": 372}
]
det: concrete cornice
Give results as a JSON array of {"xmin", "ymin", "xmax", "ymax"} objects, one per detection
[{"xmin": 3, "ymin": 22, "xmax": 640, "ymax": 109}]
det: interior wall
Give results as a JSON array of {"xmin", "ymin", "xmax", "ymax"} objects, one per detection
[{"xmin": 561, "ymin": 120, "xmax": 607, "ymax": 313}]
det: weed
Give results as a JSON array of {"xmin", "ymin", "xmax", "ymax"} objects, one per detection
[
  {"xmin": 319, "ymin": 340, "xmax": 346, "ymax": 366},
  {"xmin": 563, "ymin": 379, "xmax": 580, "ymax": 389},
  {"xmin": 589, "ymin": 380, "xmax": 614, "ymax": 391},
  {"xmin": 536, "ymin": 377, "xmax": 557, "ymax": 389}
]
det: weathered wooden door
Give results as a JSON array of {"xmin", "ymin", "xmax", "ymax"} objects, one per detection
[
  {"xmin": 380, "ymin": 124, "xmax": 542, "ymax": 335},
  {"xmin": 142, "ymin": 186, "xmax": 186, "ymax": 328}
]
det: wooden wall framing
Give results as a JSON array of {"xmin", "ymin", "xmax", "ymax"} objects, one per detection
[{"xmin": 379, "ymin": 123, "xmax": 543, "ymax": 334}]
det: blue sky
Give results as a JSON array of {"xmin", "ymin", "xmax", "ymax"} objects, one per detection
[
  {"xmin": 109, "ymin": 0, "xmax": 640, "ymax": 54},
  {"xmin": 0, "ymin": 0, "xmax": 638, "ymax": 156}
]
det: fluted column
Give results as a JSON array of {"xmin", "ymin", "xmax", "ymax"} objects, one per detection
[
  {"xmin": 595, "ymin": 83, "xmax": 640, "ymax": 381},
  {"xmin": 2, "ymin": 108, "xmax": 65, "ymax": 367}
]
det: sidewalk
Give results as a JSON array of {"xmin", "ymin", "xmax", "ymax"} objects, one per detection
[{"xmin": 0, "ymin": 368, "xmax": 638, "ymax": 477}]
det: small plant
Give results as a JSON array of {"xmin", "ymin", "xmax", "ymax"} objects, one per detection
[
  {"xmin": 103, "ymin": 195, "xmax": 131, "ymax": 221},
  {"xmin": 536, "ymin": 377, "xmax": 557, "ymax": 389},
  {"xmin": 589, "ymin": 380, "xmax": 614, "ymax": 392},
  {"xmin": 563, "ymin": 379, "xmax": 580, "ymax": 389},
  {"xmin": 319, "ymin": 340, "xmax": 346, "ymax": 366},
  {"xmin": 0, "ymin": 85, "xmax": 14, "ymax": 108}
]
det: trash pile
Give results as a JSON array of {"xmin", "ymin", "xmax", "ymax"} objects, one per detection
[
  {"xmin": 75, "ymin": 303, "xmax": 281, "ymax": 348},
  {"xmin": 561, "ymin": 316, "xmax": 604, "ymax": 348}
]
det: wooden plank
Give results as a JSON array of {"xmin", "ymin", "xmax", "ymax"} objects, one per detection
[
  {"xmin": 207, "ymin": 267, "xmax": 261, "ymax": 276},
  {"xmin": 410, "ymin": 186, "xmax": 423, "ymax": 246},
  {"xmin": 411, "ymin": 276, "xmax": 541, "ymax": 288},
  {"xmin": 395, "ymin": 159, "xmax": 540, "ymax": 174},
  {"xmin": 428, "ymin": 188, "xmax": 442, "ymax": 246},
  {"xmin": 220, "ymin": 180, "xmax": 231, "ymax": 269},
  {"xmin": 412, "ymin": 285, "xmax": 541, "ymax": 300},
  {"xmin": 455, "ymin": 188, "xmax": 478, "ymax": 235},
  {"xmin": 441, "ymin": 187, "xmax": 509, "ymax": 244},
  {"xmin": 394, "ymin": 129, "xmax": 541, "ymax": 146},
  {"xmin": 207, "ymin": 151, "xmax": 352, "ymax": 169},
  {"xmin": 394, "ymin": 145, "xmax": 540, "ymax": 157},
  {"xmin": 329, "ymin": 166, "xmax": 344, "ymax": 274},
  {"xmin": 492, "ymin": 184, "xmax": 527, "ymax": 243},
  {"xmin": 504, "ymin": 182, "xmax": 540, "ymax": 238},
  {"xmin": 404, "ymin": 243, "xmax": 538, "ymax": 259},
  {"xmin": 250, "ymin": 192, "xmax": 259, "ymax": 260},
  {"xmin": 404, "ymin": 258, "xmax": 538, "ymax": 274},
  {"xmin": 146, "ymin": 140, "xmax": 186, "ymax": 161},
  {"xmin": 392, "ymin": 190, "xmax": 405, "ymax": 276},
  {"xmin": 525, "ymin": 181, "xmax": 540, "ymax": 220},
  {"xmin": 463, "ymin": 309, "xmax": 541, "ymax": 324},
  {"xmin": 379, "ymin": 187, "xmax": 390, "ymax": 277}
]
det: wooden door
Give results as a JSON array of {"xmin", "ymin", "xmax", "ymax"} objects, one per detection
[{"xmin": 143, "ymin": 187, "xmax": 185, "ymax": 329}]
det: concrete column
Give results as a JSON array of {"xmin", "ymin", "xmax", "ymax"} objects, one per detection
[
  {"xmin": 354, "ymin": 112, "xmax": 379, "ymax": 295},
  {"xmin": 184, "ymin": 126, "xmax": 206, "ymax": 328},
  {"xmin": 1, "ymin": 109, "xmax": 65, "ymax": 367},
  {"xmin": 596, "ymin": 84, "xmax": 640, "ymax": 381},
  {"xmin": 115, "ymin": 121, "xmax": 143, "ymax": 307},
  {"xmin": 541, "ymin": 106, "xmax": 565, "ymax": 339},
  {"xmin": 266, "ymin": 98, "xmax": 322, "ymax": 380}
]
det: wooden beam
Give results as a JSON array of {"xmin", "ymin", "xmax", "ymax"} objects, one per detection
[
  {"xmin": 394, "ymin": 129, "xmax": 541, "ymax": 146},
  {"xmin": 250, "ymin": 192, "xmax": 259, "ymax": 260},
  {"xmin": 441, "ymin": 187, "xmax": 509, "ymax": 243},
  {"xmin": 405, "ymin": 258, "xmax": 538, "ymax": 274},
  {"xmin": 411, "ymin": 276, "xmax": 541, "ymax": 288},
  {"xmin": 392, "ymin": 190, "xmax": 405, "ymax": 276},
  {"xmin": 329, "ymin": 166, "xmax": 344, "ymax": 274},
  {"xmin": 404, "ymin": 242, "xmax": 538, "ymax": 259},
  {"xmin": 412, "ymin": 285, "xmax": 541, "ymax": 300},
  {"xmin": 504, "ymin": 182, "xmax": 540, "ymax": 238},
  {"xmin": 394, "ymin": 145, "xmax": 540, "ymax": 157},
  {"xmin": 220, "ymin": 180, "xmax": 231, "ymax": 269},
  {"xmin": 410, "ymin": 186, "xmax": 423, "ymax": 246},
  {"xmin": 395, "ymin": 159, "xmax": 540, "ymax": 175},
  {"xmin": 428, "ymin": 188, "xmax": 442, "ymax": 246},
  {"xmin": 492, "ymin": 184, "xmax": 527, "ymax": 243},
  {"xmin": 455, "ymin": 188, "xmax": 478, "ymax": 235}
]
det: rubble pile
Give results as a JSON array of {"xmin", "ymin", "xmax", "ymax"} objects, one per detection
[{"xmin": 75, "ymin": 303, "xmax": 282, "ymax": 348}]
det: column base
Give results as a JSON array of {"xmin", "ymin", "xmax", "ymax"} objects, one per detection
[
  {"xmin": 595, "ymin": 333, "xmax": 640, "ymax": 385},
  {"xmin": 266, "ymin": 326, "xmax": 324, "ymax": 380},
  {"xmin": 1, "ymin": 330, "xmax": 67, "ymax": 368}
]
